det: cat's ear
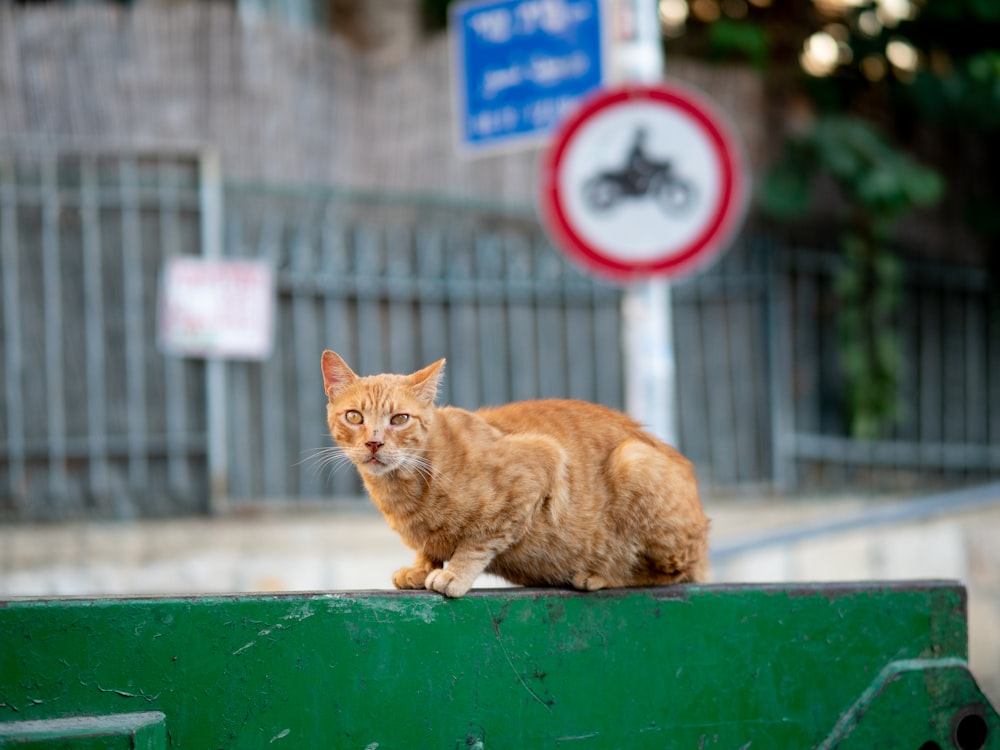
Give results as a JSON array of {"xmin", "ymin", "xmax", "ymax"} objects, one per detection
[
  {"xmin": 321, "ymin": 350, "xmax": 357, "ymax": 399},
  {"xmin": 409, "ymin": 358, "xmax": 445, "ymax": 404}
]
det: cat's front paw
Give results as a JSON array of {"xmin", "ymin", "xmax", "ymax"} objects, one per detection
[
  {"xmin": 392, "ymin": 566, "xmax": 429, "ymax": 590},
  {"xmin": 571, "ymin": 572, "xmax": 608, "ymax": 591},
  {"xmin": 425, "ymin": 568, "xmax": 471, "ymax": 598}
]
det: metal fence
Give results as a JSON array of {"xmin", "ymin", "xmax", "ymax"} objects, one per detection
[
  {"xmin": 1, "ymin": 147, "xmax": 998, "ymax": 521},
  {"xmin": 0, "ymin": 147, "xmax": 210, "ymax": 521},
  {"xmin": 0, "ymin": 149, "xmax": 625, "ymax": 519},
  {"xmin": 770, "ymin": 241, "xmax": 1000, "ymax": 490},
  {"xmin": 673, "ymin": 232, "xmax": 774, "ymax": 490}
]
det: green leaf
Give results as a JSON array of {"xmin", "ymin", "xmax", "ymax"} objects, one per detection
[
  {"xmin": 758, "ymin": 161, "xmax": 812, "ymax": 218},
  {"xmin": 706, "ymin": 19, "xmax": 770, "ymax": 69},
  {"xmin": 901, "ymin": 168, "xmax": 945, "ymax": 206}
]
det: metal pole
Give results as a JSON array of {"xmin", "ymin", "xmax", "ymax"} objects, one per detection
[
  {"xmin": 610, "ymin": 0, "xmax": 678, "ymax": 446},
  {"xmin": 624, "ymin": 277, "xmax": 677, "ymax": 445},
  {"xmin": 200, "ymin": 151, "xmax": 229, "ymax": 513}
]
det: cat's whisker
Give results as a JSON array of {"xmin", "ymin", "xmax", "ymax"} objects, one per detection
[
  {"xmin": 397, "ymin": 452, "xmax": 456, "ymax": 491},
  {"xmin": 298, "ymin": 445, "xmax": 361, "ymax": 480},
  {"xmin": 294, "ymin": 446, "xmax": 334, "ymax": 468}
]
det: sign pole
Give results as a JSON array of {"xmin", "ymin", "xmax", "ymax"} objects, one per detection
[
  {"xmin": 624, "ymin": 277, "xmax": 676, "ymax": 445},
  {"xmin": 611, "ymin": 0, "xmax": 677, "ymax": 445}
]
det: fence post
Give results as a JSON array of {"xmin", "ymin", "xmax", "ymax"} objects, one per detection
[
  {"xmin": 767, "ymin": 239, "xmax": 795, "ymax": 491},
  {"xmin": 200, "ymin": 151, "xmax": 229, "ymax": 513}
]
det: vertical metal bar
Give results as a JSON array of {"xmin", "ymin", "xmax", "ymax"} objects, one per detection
[
  {"xmin": 943, "ymin": 291, "xmax": 964, "ymax": 451},
  {"xmin": 226, "ymin": 204, "xmax": 253, "ymax": 499},
  {"xmin": 387, "ymin": 226, "xmax": 416, "ymax": 375},
  {"xmin": 355, "ymin": 225, "xmax": 384, "ymax": 377},
  {"xmin": 41, "ymin": 153, "xmax": 69, "ymax": 502},
  {"xmin": 895, "ymin": 274, "xmax": 919, "ymax": 448},
  {"xmin": 724, "ymin": 266, "xmax": 755, "ymax": 484},
  {"xmin": 751, "ymin": 244, "xmax": 774, "ymax": 483},
  {"xmin": 447, "ymin": 226, "xmax": 478, "ymax": 408},
  {"xmin": 0, "ymin": 153, "xmax": 26, "ymax": 501},
  {"xmin": 291, "ymin": 224, "xmax": 319, "ymax": 497},
  {"xmin": 120, "ymin": 157, "xmax": 149, "ymax": 492},
  {"xmin": 533, "ymin": 241, "xmax": 565, "ymax": 401},
  {"xmin": 258, "ymin": 211, "xmax": 285, "ymax": 499},
  {"xmin": 920, "ymin": 286, "xmax": 943, "ymax": 465},
  {"xmin": 475, "ymin": 233, "xmax": 507, "ymax": 405},
  {"xmin": 80, "ymin": 155, "xmax": 109, "ymax": 500},
  {"xmin": 415, "ymin": 225, "xmax": 450, "ymax": 405},
  {"xmin": 700, "ymin": 281, "xmax": 730, "ymax": 481},
  {"xmin": 158, "ymin": 160, "xmax": 190, "ymax": 497},
  {"xmin": 321, "ymin": 207, "xmax": 350, "ymax": 358},
  {"xmin": 767, "ymin": 241, "xmax": 795, "ymax": 490},
  {"xmin": 200, "ymin": 151, "xmax": 228, "ymax": 511},
  {"xmin": 672, "ymin": 283, "xmax": 708, "ymax": 472},
  {"xmin": 965, "ymin": 289, "xmax": 987, "ymax": 460},
  {"xmin": 321, "ymin": 207, "xmax": 359, "ymax": 498},
  {"xmin": 504, "ymin": 232, "xmax": 538, "ymax": 402}
]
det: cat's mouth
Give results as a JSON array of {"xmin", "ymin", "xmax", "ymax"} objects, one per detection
[{"xmin": 361, "ymin": 453, "xmax": 392, "ymax": 473}]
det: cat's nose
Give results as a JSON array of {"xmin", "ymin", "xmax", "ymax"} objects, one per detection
[{"xmin": 365, "ymin": 440, "xmax": 383, "ymax": 455}]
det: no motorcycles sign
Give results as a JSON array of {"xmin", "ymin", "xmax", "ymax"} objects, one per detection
[{"xmin": 538, "ymin": 82, "xmax": 749, "ymax": 281}]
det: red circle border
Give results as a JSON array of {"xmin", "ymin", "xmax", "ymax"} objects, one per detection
[{"xmin": 538, "ymin": 82, "xmax": 748, "ymax": 282}]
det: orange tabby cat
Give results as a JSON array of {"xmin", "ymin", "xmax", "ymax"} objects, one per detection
[{"xmin": 321, "ymin": 350, "xmax": 709, "ymax": 598}]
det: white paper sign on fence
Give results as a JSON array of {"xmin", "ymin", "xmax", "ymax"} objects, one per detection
[{"xmin": 159, "ymin": 257, "xmax": 274, "ymax": 360}]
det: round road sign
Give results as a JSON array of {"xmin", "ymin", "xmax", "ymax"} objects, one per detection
[{"xmin": 538, "ymin": 82, "xmax": 749, "ymax": 281}]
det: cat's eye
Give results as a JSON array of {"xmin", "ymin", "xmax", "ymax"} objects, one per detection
[
  {"xmin": 390, "ymin": 413, "xmax": 409, "ymax": 426},
  {"xmin": 344, "ymin": 410, "xmax": 363, "ymax": 425}
]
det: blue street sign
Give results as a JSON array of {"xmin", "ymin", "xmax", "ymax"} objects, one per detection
[{"xmin": 451, "ymin": 0, "xmax": 606, "ymax": 154}]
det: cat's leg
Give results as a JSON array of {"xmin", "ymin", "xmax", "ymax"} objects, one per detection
[
  {"xmin": 425, "ymin": 542, "xmax": 502, "ymax": 598},
  {"xmin": 425, "ymin": 433, "xmax": 566, "ymax": 597},
  {"xmin": 392, "ymin": 552, "xmax": 441, "ymax": 590}
]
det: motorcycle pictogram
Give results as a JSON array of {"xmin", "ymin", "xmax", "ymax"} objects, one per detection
[{"xmin": 582, "ymin": 128, "xmax": 696, "ymax": 215}]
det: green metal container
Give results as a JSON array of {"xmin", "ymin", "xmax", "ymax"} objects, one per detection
[{"xmin": 1, "ymin": 582, "xmax": 997, "ymax": 748}]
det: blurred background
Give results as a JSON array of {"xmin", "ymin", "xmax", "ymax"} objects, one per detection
[{"xmin": 0, "ymin": 0, "xmax": 998, "ymax": 701}]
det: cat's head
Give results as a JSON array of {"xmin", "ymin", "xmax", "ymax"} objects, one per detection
[{"xmin": 321, "ymin": 350, "xmax": 444, "ymax": 478}]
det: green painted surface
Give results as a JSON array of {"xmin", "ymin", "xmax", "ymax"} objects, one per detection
[{"xmin": 0, "ymin": 582, "xmax": 995, "ymax": 748}]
